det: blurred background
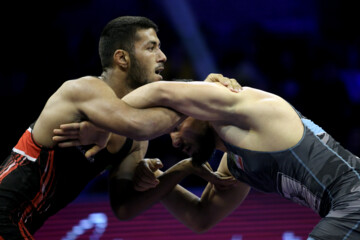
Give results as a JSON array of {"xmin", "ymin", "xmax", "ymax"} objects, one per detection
[{"xmin": 0, "ymin": 0, "xmax": 359, "ymax": 239}]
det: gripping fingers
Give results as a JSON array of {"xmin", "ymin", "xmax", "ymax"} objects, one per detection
[
  {"xmin": 219, "ymin": 77, "xmax": 241, "ymax": 92},
  {"xmin": 53, "ymin": 129, "xmax": 70, "ymax": 136},
  {"xmin": 133, "ymin": 172, "xmax": 159, "ymax": 191},
  {"xmin": 204, "ymin": 73, "xmax": 242, "ymax": 92},
  {"xmin": 148, "ymin": 158, "xmax": 163, "ymax": 171},
  {"xmin": 53, "ymin": 128, "xmax": 79, "ymax": 137},
  {"xmin": 85, "ymin": 145, "xmax": 103, "ymax": 159},
  {"xmin": 52, "ymin": 134, "xmax": 78, "ymax": 141},
  {"xmin": 228, "ymin": 78, "xmax": 242, "ymax": 92},
  {"xmin": 53, "ymin": 124, "xmax": 81, "ymax": 146},
  {"xmin": 57, "ymin": 140, "xmax": 81, "ymax": 148},
  {"xmin": 52, "ymin": 130, "xmax": 81, "ymax": 147},
  {"xmin": 133, "ymin": 159, "xmax": 160, "ymax": 191},
  {"xmin": 60, "ymin": 123, "xmax": 81, "ymax": 130},
  {"xmin": 133, "ymin": 175, "xmax": 159, "ymax": 191},
  {"xmin": 212, "ymin": 173, "xmax": 238, "ymax": 190},
  {"xmin": 204, "ymin": 74, "xmax": 224, "ymax": 83}
]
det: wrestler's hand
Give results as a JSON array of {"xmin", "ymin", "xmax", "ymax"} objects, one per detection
[
  {"xmin": 210, "ymin": 171, "xmax": 240, "ymax": 191},
  {"xmin": 181, "ymin": 158, "xmax": 238, "ymax": 189},
  {"xmin": 133, "ymin": 158, "xmax": 163, "ymax": 192},
  {"xmin": 52, "ymin": 121, "xmax": 111, "ymax": 158},
  {"xmin": 200, "ymin": 162, "xmax": 238, "ymax": 190},
  {"xmin": 204, "ymin": 73, "xmax": 242, "ymax": 92}
]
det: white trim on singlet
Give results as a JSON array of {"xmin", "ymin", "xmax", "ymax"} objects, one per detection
[
  {"xmin": 11, "ymin": 127, "xmax": 38, "ymax": 162},
  {"xmin": 12, "ymin": 148, "xmax": 37, "ymax": 162}
]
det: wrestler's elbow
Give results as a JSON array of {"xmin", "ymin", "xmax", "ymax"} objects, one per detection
[
  {"xmin": 190, "ymin": 221, "xmax": 214, "ymax": 234},
  {"xmin": 111, "ymin": 203, "xmax": 138, "ymax": 221},
  {"xmin": 184, "ymin": 214, "xmax": 216, "ymax": 233}
]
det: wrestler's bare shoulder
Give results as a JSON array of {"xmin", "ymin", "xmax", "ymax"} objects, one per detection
[
  {"xmin": 55, "ymin": 76, "xmax": 112, "ymax": 99},
  {"xmin": 32, "ymin": 76, "xmax": 110, "ymax": 147},
  {"xmin": 60, "ymin": 76, "xmax": 107, "ymax": 90}
]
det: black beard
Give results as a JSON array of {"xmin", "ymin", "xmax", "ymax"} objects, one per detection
[{"xmin": 128, "ymin": 54, "xmax": 148, "ymax": 89}]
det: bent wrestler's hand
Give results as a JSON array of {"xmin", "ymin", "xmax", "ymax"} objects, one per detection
[
  {"xmin": 196, "ymin": 161, "xmax": 238, "ymax": 190},
  {"xmin": 133, "ymin": 158, "xmax": 163, "ymax": 191},
  {"xmin": 52, "ymin": 121, "xmax": 111, "ymax": 158},
  {"xmin": 177, "ymin": 159, "xmax": 237, "ymax": 190},
  {"xmin": 204, "ymin": 73, "xmax": 242, "ymax": 92}
]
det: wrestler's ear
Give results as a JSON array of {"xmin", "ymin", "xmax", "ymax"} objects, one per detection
[{"xmin": 113, "ymin": 49, "xmax": 130, "ymax": 70}]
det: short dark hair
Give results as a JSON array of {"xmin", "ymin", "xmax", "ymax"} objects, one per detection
[{"xmin": 99, "ymin": 16, "xmax": 158, "ymax": 70}]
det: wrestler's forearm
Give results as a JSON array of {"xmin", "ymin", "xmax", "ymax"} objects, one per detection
[
  {"xmin": 120, "ymin": 89, "xmax": 185, "ymax": 140},
  {"xmin": 160, "ymin": 184, "xmax": 206, "ymax": 232},
  {"xmin": 129, "ymin": 107, "xmax": 185, "ymax": 140},
  {"xmin": 99, "ymin": 106, "xmax": 184, "ymax": 141},
  {"xmin": 122, "ymin": 81, "xmax": 240, "ymax": 122},
  {"xmin": 109, "ymin": 159, "xmax": 193, "ymax": 220},
  {"xmin": 161, "ymin": 180, "xmax": 251, "ymax": 233}
]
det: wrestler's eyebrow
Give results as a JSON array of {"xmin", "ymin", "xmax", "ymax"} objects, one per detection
[{"xmin": 146, "ymin": 40, "xmax": 160, "ymax": 48}]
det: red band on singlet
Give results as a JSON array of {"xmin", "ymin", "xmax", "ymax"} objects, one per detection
[{"xmin": 12, "ymin": 128, "xmax": 41, "ymax": 162}]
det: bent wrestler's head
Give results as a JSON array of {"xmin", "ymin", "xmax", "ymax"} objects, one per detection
[{"xmin": 170, "ymin": 117, "xmax": 216, "ymax": 166}]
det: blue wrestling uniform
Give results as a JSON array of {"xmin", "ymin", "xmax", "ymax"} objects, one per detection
[
  {"xmin": 0, "ymin": 124, "xmax": 133, "ymax": 239},
  {"xmin": 225, "ymin": 112, "xmax": 360, "ymax": 240}
]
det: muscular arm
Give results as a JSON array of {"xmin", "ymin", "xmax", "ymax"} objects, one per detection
[
  {"xmin": 66, "ymin": 77, "xmax": 184, "ymax": 141},
  {"xmin": 160, "ymin": 153, "xmax": 250, "ymax": 233},
  {"xmin": 111, "ymin": 152, "xmax": 245, "ymax": 234},
  {"xmin": 122, "ymin": 80, "xmax": 244, "ymax": 122},
  {"xmin": 109, "ymin": 157, "xmax": 199, "ymax": 220},
  {"xmin": 110, "ymin": 152, "xmax": 237, "ymax": 221}
]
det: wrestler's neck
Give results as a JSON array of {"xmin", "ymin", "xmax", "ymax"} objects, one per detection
[{"xmin": 100, "ymin": 69, "xmax": 133, "ymax": 98}]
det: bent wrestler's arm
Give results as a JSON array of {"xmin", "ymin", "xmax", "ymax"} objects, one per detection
[
  {"xmin": 112, "ymin": 153, "xmax": 245, "ymax": 233},
  {"xmin": 160, "ymin": 153, "xmax": 250, "ymax": 233},
  {"xmin": 110, "ymin": 155, "xmax": 215, "ymax": 220},
  {"xmin": 65, "ymin": 78, "xmax": 183, "ymax": 141}
]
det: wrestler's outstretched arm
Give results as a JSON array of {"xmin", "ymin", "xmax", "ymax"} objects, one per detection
[
  {"xmin": 69, "ymin": 74, "xmax": 240, "ymax": 140},
  {"xmin": 158, "ymin": 154, "xmax": 250, "ymax": 233},
  {"xmin": 57, "ymin": 77, "xmax": 184, "ymax": 141},
  {"xmin": 122, "ymin": 74, "xmax": 244, "ymax": 123}
]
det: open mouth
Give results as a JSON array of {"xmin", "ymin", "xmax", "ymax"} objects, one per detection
[
  {"xmin": 155, "ymin": 68, "xmax": 163, "ymax": 75},
  {"xmin": 155, "ymin": 66, "xmax": 164, "ymax": 79}
]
